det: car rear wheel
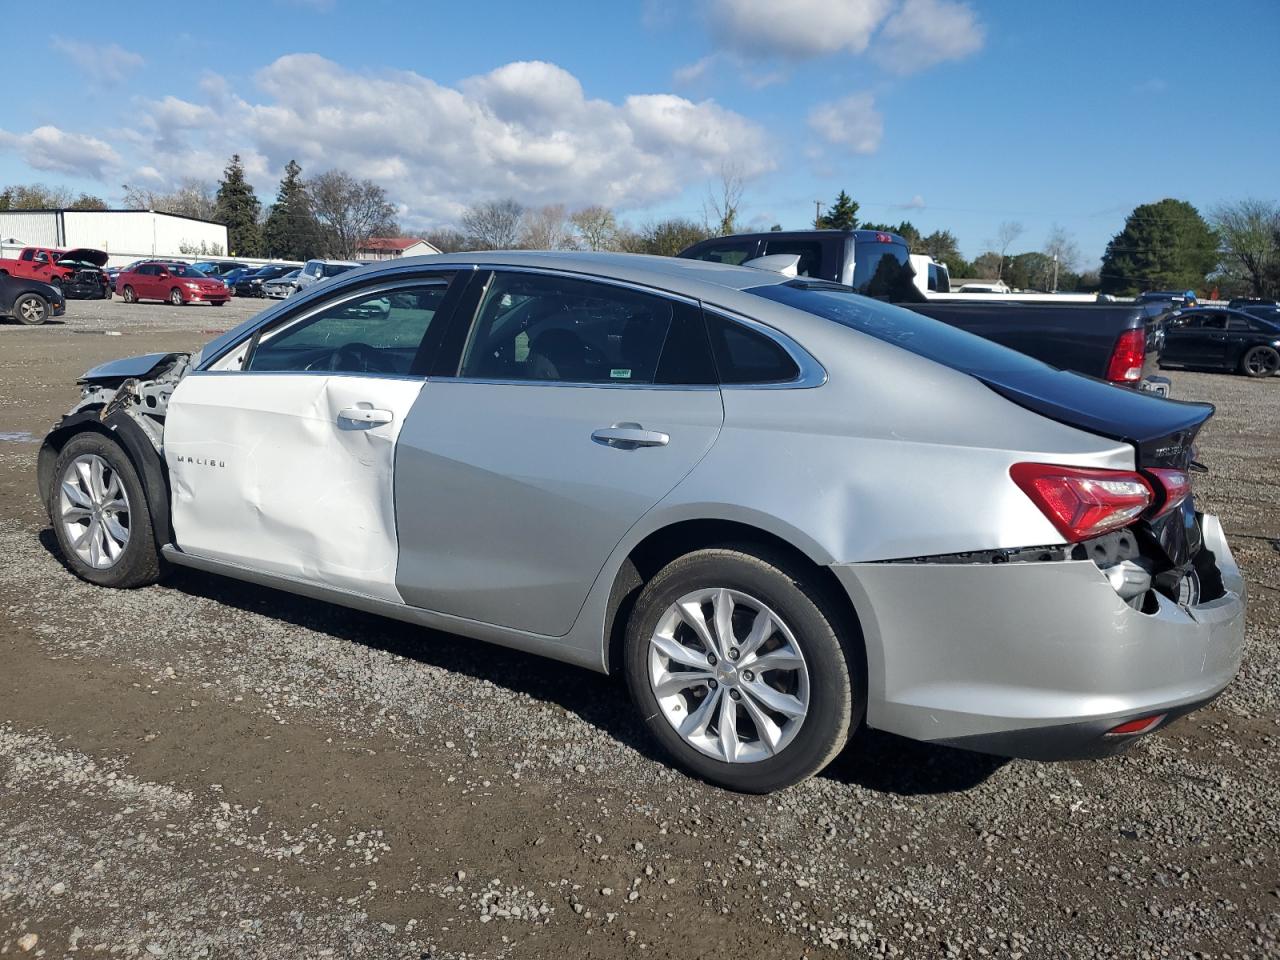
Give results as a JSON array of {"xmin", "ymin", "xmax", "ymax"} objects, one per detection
[
  {"xmin": 1241, "ymin": 345, "xmax": 1280, "ymax": 378},
  {"xmin": 13, "ymin": 293, "xmax": 50, "ymax": 325},
  {"xmin": 624, "ymin": 546, "xmax": 858, "ymax": 793},
  {"xmin": 169, "ymin": 287, "xmax": 185, "ymax": 306},
  {"xmin": 122, "ymin": 285, "xmax": 137, "ymax": 303},
  {"xmin": 48, "ymin": 432, "xmax": 161, "ymax": 588}
]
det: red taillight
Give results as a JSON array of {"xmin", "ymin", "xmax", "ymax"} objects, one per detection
[
  {"xmin": 1010, "ymin": 463, "xmax": 1153, "ymax": 542},
  {"xmin": 1145, "ymin": 468, "xmax": 1191, "ymax": 518},
  {"xmin": 1106, "ymin": 328, "xmax": 1146, "ymax": 383},
  {"xmin": 1105, "ymin": 714, "xmax": 1166, "ymax": 737},
  {"xmin": 874, "ymin": 232, "xmax": 893, "ymax": 243}
]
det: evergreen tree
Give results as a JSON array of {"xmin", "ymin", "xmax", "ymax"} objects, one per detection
[
  {"xmin": 817, "ymin": 190, "xmax": 859, "ymax": 230},
  {"xmin": 214, "ymin": 154, "xmax": 262, "ymax": 257},
  {"xmin": 263, "ymin": 160, "xmax": 323, "ymax": 260},
  {"xmin": 1100, "ymin": 199, "xmax": 1219, "ymax": 296}
]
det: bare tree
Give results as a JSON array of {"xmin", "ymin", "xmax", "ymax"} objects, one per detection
[
  {"xmin": 1042, "ymin": 224, "xmax": 1081, "ymax": 291},
  {"xmin": 704, "ymin": 162, "xmax": 745, "ymax": 235},
  {"xmin": 121, "ymin": 179, "xmax": 217, "ymax": 220},
  {"xmin": 425, "ymin": 228, "xmax": 468, "ymax": 253},
  {"xmin": 1213, "ymin": 199, "xmax": 1280, "ymax": 297},
  {"xmin": 989, "ymin": 220, "xmax": 1024, "ymax": 280},
  {"xmin": 570, "ymin": 205, "xmax": 618, "ymax": 251},
  {"xmin": 2, "ymin": 182, "xmax": 75, "ymax": 209},
  {"xmin": 519, "ymin": 204, "xmax": 576, "ymax": 250},
  {"xmin": 462, "ymin": 198, "xmax": 524, "ymax": 250},
  {"xmin": 309, "ymin": 170, "xmax": 399, "ymax": 259}
]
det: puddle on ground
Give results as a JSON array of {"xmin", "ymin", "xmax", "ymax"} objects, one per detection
[{"xmin": 0, "ymin": 432, "xmax": 33, "ymax": 443}]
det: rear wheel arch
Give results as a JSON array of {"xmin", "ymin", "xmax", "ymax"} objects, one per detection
[{"xmin": 602, "ymin": 518, "xmax": 866, "ymax": 686}]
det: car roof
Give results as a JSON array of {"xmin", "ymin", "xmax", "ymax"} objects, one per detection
[{"xmin": 393, "ymin": 250, "xmax": 794, "ymax": 297}]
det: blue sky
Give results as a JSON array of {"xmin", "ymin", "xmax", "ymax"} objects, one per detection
[{"xmin": 1, "ymin": 0, "xmax": 1276, "ymax": 267}]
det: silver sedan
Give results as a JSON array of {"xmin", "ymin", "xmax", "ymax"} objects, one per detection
[{"xmin": 38, "ymin": 252, "xmax": 1245, "ymax": 792}]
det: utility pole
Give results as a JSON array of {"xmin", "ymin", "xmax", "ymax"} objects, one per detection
[{"xmin": 813, "ymin": 201, "xmax": 823, "ymax": 229}]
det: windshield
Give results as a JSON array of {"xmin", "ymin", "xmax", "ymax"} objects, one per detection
[
  {"xmin": 323, "ymin": 263, "xmax": 357, "ymax": 277},
  {"xmin": 746, "ymin": 280, "xmax": 1050, "ymax": 377},
  {"xmin": 169, "ymin": 264, "xmax": 205, "ymax": 278}
]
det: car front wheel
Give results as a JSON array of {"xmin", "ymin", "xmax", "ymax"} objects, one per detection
[
  {"xmin": 169, "ymin": 287, "xmax": 185, "ymax": 306},
  {"xmin": 48, "ymin": 432, "xmax": 162, "ymax": 588},
  {"xmin": 13, "ymin": 293, "xmax": 49, "ymax": 325},
  {"xmin": 624, "ymin": 547, "xmax": 859, "ymax": 793}
]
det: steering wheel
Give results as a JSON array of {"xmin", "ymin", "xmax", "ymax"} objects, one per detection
[{"xmin": 305, "ymin": 342, "xmax": 391, "ymax": 374}]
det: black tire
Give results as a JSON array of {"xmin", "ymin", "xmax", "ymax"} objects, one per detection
[
  {"xmin": 169, "ymin": 287, "xmax": 185, "ymax": 306},
  {"xmin": 122, "ymin": 285, "xmax": 137, "ymax": 304},
  {"xmin": 47, "ymin": 432, "xmax": 162, "ymax": 589},
  {"xmin": 624, "ymin": 546, "xmax": 860, "ymax": 793},
  {"xmin": 1240, "ymin": 345, "xmax": 1280, "ymax": 378},
  {"xmin": 12, "ymin": 293, "xmax": 50, "ymax": 325}
]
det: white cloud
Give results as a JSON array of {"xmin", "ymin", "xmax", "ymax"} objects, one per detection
[
  {"xmin": 702, "ymin": 0, "xmax": 982, "ymax": 72},
  {"xmin": 0, "ymin": 125, "xmax": 121, "ymax": 179},
  {"xmin": 51, "ymin": 38, "xmax": 144, "ymax": 85},
  {"xmin": 707, "ymin": 0, "xmax": 893, "ymax": 59},
  {"xmin": 807, "ymin": 93, "xmax": 883, "ymax": 154},
  {"xmin": 873, "ymin": 0, "xmax": 984, "ymax": 74},
  {"xmin": 899, "ymin": 194, "xmax": 926, "ymax": 209},
  {"xmin": 119, "ymin": 55, "xmax": 771, "ymax": 223},
  {"xmin": 673, "ymin": 55, "xmax": 717, "ymax": 86}
]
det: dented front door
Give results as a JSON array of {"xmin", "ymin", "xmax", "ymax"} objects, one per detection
[{"xmin": 164, "ymin": 372, "xmax": 424, "ymax": 601}]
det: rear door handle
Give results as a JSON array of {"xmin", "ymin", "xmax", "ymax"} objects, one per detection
[
  {"xmin": 591, "ymin": 424, "xmax": 670, "ymax": 449},
  {"xmin": 338, "ymin": 406, "xmax": 394, "ymax": 426}
]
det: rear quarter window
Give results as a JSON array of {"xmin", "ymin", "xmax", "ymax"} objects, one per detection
[{"xmin": 706, "ymin": 312, "xmax": 800, "ymax": 384}]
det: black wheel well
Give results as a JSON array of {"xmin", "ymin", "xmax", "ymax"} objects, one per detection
[{"xmin": 602, "ymin": 518, "xmax": 865, "ymax": 680}]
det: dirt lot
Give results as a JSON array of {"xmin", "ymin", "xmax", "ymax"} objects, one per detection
[{"xmin": 1, "ymin": 299, "xmax": 1278, "ymax": 959}]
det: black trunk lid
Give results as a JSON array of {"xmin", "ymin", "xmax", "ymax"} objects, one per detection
[{"xmin": 979, "ymin": 366, "xmax": 1212, "ymax": 568}]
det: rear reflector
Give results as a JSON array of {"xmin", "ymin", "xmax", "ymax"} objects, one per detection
[
  {"xmin": 1145, "ymin": 467, "xmax": 1192, "ymax": 517},
  {"xmin": 1104, "ymin": 714, "xmax": 1166, "ymax": 737},
  {"xmin": 1010, "ymin": 463, "xmax": 1153, "ymax": 542},
  {"xmin": 1106, "ymin": 328, "xmax": 1146, "ymax": 383}
]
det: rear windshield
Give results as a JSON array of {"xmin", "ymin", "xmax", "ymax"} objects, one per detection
[{"xmin": 745, "ymin": 281, "xmax": 1049, "ymax": 377}]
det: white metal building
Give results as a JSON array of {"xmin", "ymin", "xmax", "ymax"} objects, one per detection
[{"xmin": 0, "ymin": 209, "xmax": 229, "ymax": 268}]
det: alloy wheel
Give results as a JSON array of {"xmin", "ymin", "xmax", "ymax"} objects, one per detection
[
  {"xmin": 17, "ymin": 296, "xmax": 47, "ymax": 324},
  {"xmin": 1247, "ymin": 349, "xmax": 1279, "ymax": 376},
  {"xmin": 648, "ymin": 587, "xmax": 810, "ymax": 763},
  {"xmin": 170, "ymin": 288, "xmax": 183, "ymax": 306},
  {"xmin": 59, "ymin": 453, "xmax": 131, "ymax": 570}
]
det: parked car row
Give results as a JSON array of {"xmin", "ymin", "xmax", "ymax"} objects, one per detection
[{"xmin": 0, "ymin": 246, "xmax": 111, "ymax": 300}]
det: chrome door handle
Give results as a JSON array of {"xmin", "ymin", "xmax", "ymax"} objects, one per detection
[
  {"xmin": 591, "ymin": 424, "xmax": 670, "ymax": 449},
  {"xmin": 338, "ymin": 406, "xmax": 394, "ymax": 426}
]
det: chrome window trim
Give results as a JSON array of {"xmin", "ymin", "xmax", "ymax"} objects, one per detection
[
  {"xmin": 703, "ymin": 306, "xmax": 828, "ymax": 390},
  {"xmin": 187, "ymin": 369, "xmax": 428, "ymax": 383},
  {"xmin": 445, "ymin": 378, "xmax": 719, "ymax": 392},
  {"xmin": 465, "ymin": 264, "xmax": 699, "ymax": 306}
]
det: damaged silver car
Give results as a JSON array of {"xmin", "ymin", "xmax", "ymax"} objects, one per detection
[{"xmin": 38, "ymin": 252, "xmax": 1246, "ymax": 793}]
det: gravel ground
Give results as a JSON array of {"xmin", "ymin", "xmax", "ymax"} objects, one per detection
[{"xmin": 1, "ymin": 300, "xmax": 1278, "ymax": 959}]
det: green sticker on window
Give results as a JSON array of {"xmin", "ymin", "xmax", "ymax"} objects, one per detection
[{"xmin": 610, "ymin": 368, "xmax": 632, "ymax": 379}]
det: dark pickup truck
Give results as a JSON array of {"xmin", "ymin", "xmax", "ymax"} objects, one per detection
[{"xmin": 678, "ymin": 229, "xmax": 1166, "ymax": 390}]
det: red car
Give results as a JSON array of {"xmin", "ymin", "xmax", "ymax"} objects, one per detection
[{"xmin": 116, "ymin": 262, "xmax": 229, "ymax": 306}]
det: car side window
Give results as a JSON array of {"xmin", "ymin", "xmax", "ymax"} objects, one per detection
[
  {"xmin": 247, "ymin": 283, "xmax": 450, "ymax": 376},
  {"xmin": 20, "ymin": 249, "xmax": 33, "ymax": 262},
  {"xmin": 459, "ymin": 272, "xmax": 680, "ymax": 385},
  {"xmin": 705, "ymin": 312, "xmax": 800, "ymax": 384},
  {"xmin": 687, "ymin": 242, "xmax": 757, "ymax": 267}
]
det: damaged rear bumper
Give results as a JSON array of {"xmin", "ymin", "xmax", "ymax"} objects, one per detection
[{"xmin": 831, "ymin": 514, "xmax": 1246, "ymax": 759}]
